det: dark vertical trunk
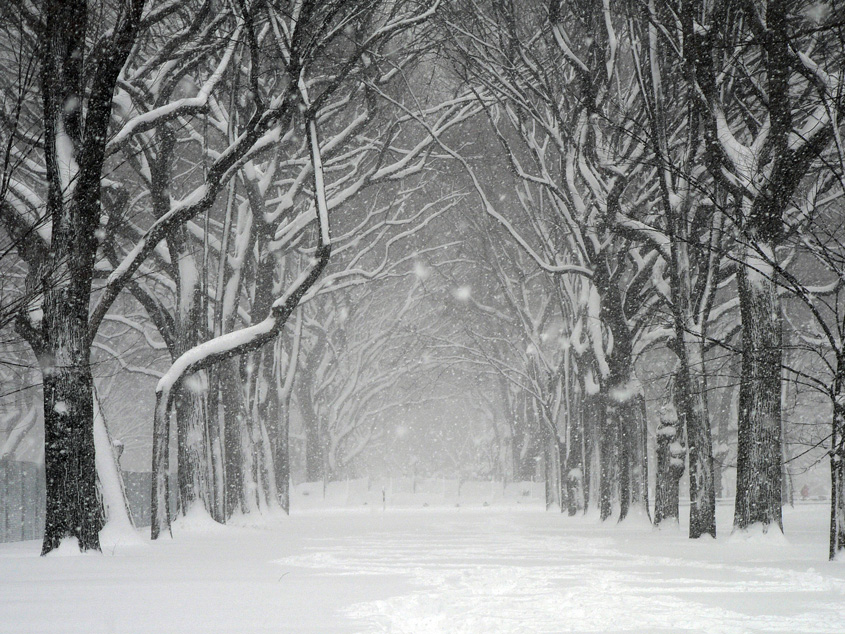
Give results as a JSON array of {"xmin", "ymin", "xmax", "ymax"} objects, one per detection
[
  {"xmin": 37, "ymin": 0, "xmax": 100, "ymax": 556},
  {"xmin": 243, "ymin": 248, "xmax": 282, "ymax": 509},
  {"xmin": 828, "ymin": 362, "xmax": 845, "ymax": 559},
  {"xmin": 617, "ymin": 401, "xmax": 631, "ymax": 522},
  {"xmin": 565, "ymin": 405, "xmax": 584, "ymax": 516},
  {"xmin": 205, "ymin": 368, "xmax": 225, "ymax": 522},
  {"xmin": 276, "ymin": 399, "xmax": 291, "ymax": 513},
  {"xmin": 734, "ymin": 251, "xmax": 783, "ymax": 532},
  {"xmin": 274, "ymin": 333, "xmax": 295, "ymax": 514},
  {"xmin": 598, "ymin": 396, "xmax": 613, "ymax": 521},
  {"xmin": 654, "ymin": 400, "xmax": 684, "ymax": 526},
  {"xmin": 220, "ymin": 360, "xmax": 244, "ymax": 517},
  {"xmin": 41, "ymin": 356, "xmax": 102, "ymax": 553},
  {"xmin": 26, "ymin": 0, "xmax": 142, "ymax": 554},
  {"xmin": 636, "ymin": 394, "xmax": 650, "ymax": 518},
  {"xmin": 831, "ymin": 398, "xmax": 845, "ymax": 558},
  {"xmin": 544, "ymin": 438, "xmax": 554, "ymax": 510},
  {"xmin": 543, "ymin": 429, "xmax": 562, "ymax": 510},
  {"xmin": 556, "ymin": 437, "xmax": 566, "ymax": 512},
  {"xmin": 686, "ymin": 364, "xmax": 716, "ymax": 538},
  {"xmin": 150, "ymin": 392, "xmax": 171, "ymax": 539},
  {"xmin": 582, "ymin": 396, "xmax": 595, "ymax": 514}
]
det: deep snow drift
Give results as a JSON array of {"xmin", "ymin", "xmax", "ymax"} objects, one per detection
[{"xmin": 2, "ymin": 500, "xmax": 844, "ymax": 633}]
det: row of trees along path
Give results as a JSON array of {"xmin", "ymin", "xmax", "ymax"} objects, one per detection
[{"xmin": 1, "ymin": 0, "xmax": 844, "ymax": 559}]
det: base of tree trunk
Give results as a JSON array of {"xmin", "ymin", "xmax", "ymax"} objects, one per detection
[{"xmin": 41, "ymin": 366, "xmax": 102, "ymax": 555}]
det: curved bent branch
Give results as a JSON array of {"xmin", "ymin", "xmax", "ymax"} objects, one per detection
[{"xmin": 150, "ymin": 107, "xmax": 331, "ymax": 539}]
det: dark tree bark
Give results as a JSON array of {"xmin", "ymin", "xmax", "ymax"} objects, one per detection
[
  {"xmin": 597, "ymin": 395, "xmax": 613, "ymax": 522},
  {"xmin": 26, "ymin": 0, "xmax": 145, "ymax": 554},
  {"xmin": 830, "ymin": 362, "xmax": 845, "ymax": 558},
  {"xmin": 734, "ymin": 257, "xmax": 783, "ymax": 531},
  {"xmin": 565, "ymin": 401, "xmax": 585, "ymax": 516},
  {"xmin": 275, "ymin": 389, "xmax": 292, "ymax": 513},
  {"xmin": 654, "ymin": 398, "xmax": 685, "ymax": 527},
  {"xmin": 686, "ymin": 0, "xmax": 832, "ymax": 534},
  {"xmin": 221, "ymin": 359, "xmax": 244, "ymax": 518},
  {"xmin": 169, "ymin": 229, "xmax": 214, "ymax": 517}
]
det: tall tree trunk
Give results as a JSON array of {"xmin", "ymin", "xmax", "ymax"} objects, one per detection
[
  {"xmin": 220, "ymin": 360, "xmax": 244, "ymax": 517},
  {"xmin": 565, "ymin": 403, "xmax": 584, "ymax": 516},
  {"xmin": 205, "ymin": 368, "xmax": 225, "ymax": 522},
  {"xmin": 734, "ymin": 247, "xmax": 783, "ymax": 532},
  {"xmin": 598, "ymin": 396, "xmax": 614, "ymax": 521},
  {"xmin": 298, "ymin": 378, "xmax": 324, "ymax": 482},
  {"xmin": 635, "ymin": 394, "xmax": 650, "ymax": 518},
  {"xmin": 616, "ymin": 400, "xmax": 632, "ymax": 522},
  {"xmin": 170, "ymin": 234, "xmax": 214, "ymax": 517},
  {"xmin": 830, "ymin": 361, "xmax": 845, "ymax": 559},
  {"xmin": 33, "ymin": 0, "xmax": 144, "ymax": 555},
  {"xmin": 276, "ymin": 395, "xmax": 291, "ymax": 513},
  {"xmin": 582, "ymin": 395, "xmax": 596, "ymax": 514},
  {"xmin": 273, "ymin": 320, "xmax": 299, "ymax": 514},
  {"xmin": 654, "ymin": 399, "xmax": 684, "ymax": 527},
  {"xmin": 712, "ymin": 362, "xmax": 737, "ymax": 499},
  {"xmin": 685, "ymin": 350, "xmax": 716, "ymax": 538},
  {"xmin": 543, "ymin": 428, "xmax": 562, "ymax": 510},
  {"xmin": 175, "ymin": 380, "xmax": 212, "ymax": 514},
  {"xmin": 40, "ymin": 348, "xmax": 101, "ymax": 553}
]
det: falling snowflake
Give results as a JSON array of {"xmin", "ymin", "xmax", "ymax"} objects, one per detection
[
  {"xmin": 414, "ymin": 261, "xmax": 430, "ymax": 280},
  {"xmin": 452, "ymin": 286, "xmax": 471, "ymax": 302}
]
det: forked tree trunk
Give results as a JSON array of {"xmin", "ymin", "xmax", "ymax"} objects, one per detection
[
  {"xmin": 734, "ymin": 248, "xmax": 783, "ymax": 532},
  {"xmin": 32, "ymin": 0, "xmax": 143, "ymax": 554}
]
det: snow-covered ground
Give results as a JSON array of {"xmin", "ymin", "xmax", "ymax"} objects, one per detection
[{"xmin": 2, "ymin": 501, "xmax": 845, "ymax": 633}]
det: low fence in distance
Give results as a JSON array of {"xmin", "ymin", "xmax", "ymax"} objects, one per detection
[
  {"xmin": 1, "ymin": 461, "xmax": 175, "ymax": 544},
  {"xmin": 293, "ymin": 477, "xmax": 546, "ymax": 510},
  {"xmin": 1, "ymin": 461, "xmax": 545, "ymax": 543},
  {"xmin": 1, "ymin": 460, "xmax": 44, "ymax": 543}
]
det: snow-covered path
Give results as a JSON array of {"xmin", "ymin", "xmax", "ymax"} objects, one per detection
[{"xmin": 3, "ymin": 504, "xmax": 845, "ymax": 633}]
